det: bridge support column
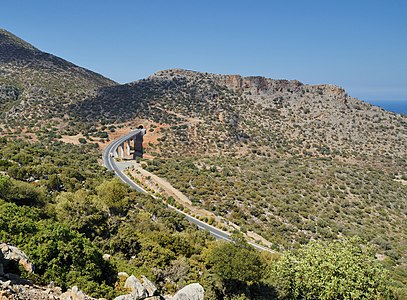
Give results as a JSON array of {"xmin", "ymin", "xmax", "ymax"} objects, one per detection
[
  {"xmin": 118, "ymin": 143, "xmax": 124, "ymax": 158},
  {"xmin": 133, "ymin": 131, "xmax": 144, "ymax": 158},
  {"xmin": 125, "ymin": 139, "xmax": 131, "ymax": 156}
]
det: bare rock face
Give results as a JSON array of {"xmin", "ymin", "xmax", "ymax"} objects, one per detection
[
  {"xmin": 0, "ymin": 282, "xmax": 103, "ymax": 300},
  {"xmin": 0, "ymin": 279, "xmax": 63, "ymax": 300},
  {"xmin": 172, "ymin": 283, "xmax": 204, "ymax": 300}
]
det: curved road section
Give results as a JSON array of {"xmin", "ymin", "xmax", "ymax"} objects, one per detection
[
  {"xmin": 102, "ymin": 132, "xmax": 271, "ymax": 252},
  {"xmin": 103, "ymin": 130, "xmax": 147, "ymax": 193}
]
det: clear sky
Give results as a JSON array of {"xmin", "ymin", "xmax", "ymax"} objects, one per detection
[{"xmin": 1, "ymin": 0, "xmax": 407, "ymax": 103}]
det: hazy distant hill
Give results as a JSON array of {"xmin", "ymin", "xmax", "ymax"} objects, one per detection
[{"xmin": 0, "ymin": 29, "xmax": 116, "ymax": 126}]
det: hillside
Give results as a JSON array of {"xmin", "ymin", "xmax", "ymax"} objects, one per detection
[
  {"xmin": 0, "ymin": 31, "xmax": 406, "ymax": 298},
  {"xmin": 72, "ymin": 69, "xmax": 407, "ymax": 284},
  {"xmin": 0, "ymin": 29, "xmax": 116, "ymax": 129},
  {"xmin": 74, "ymin": 69, "xmax": 406, "ymax": 169}
]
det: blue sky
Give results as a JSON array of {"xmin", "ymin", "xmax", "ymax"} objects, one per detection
[{"xmin": 1, "ymin": 0, "xmax": 407, "ymax": 103}]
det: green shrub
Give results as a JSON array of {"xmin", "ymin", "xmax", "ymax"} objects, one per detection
[{"xmin": 267, "ymin": 238, "xmax": 393, "ymax": 299}]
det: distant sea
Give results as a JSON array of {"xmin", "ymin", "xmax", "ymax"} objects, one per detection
[{"xmin": 366, "ymin": 100, "xmax": 407, "ymax": 115}]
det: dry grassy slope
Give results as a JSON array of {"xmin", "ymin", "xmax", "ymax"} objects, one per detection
[
  {"xmin": 74, "ymin": 68, "xmax": 406, "ymax": 169},
  {"xmin": 0, "ymin": 29, "xmax": 116, "ymax": 126}
]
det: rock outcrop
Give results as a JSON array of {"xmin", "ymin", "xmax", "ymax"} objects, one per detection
[
  {"xmin": 0, "ymin": 243, "xmax": 33, "ymax": 279},
  {"xmin": 122, "ymin": 275, "xmax": 148, "ymax": 299},
  {"xmin": 0, "ymin": 282, "xmax": 102, "ymax": 300},
  {"xmin": 0, "ymin": 244, "xmax": 205, "ymax": 300},
  {"xmin": 0, "ymin": 243, "xmax": 101, "ymax": 300},
  {"xmin": 140, "ymin": 276, "xmax": 157, "ymax": 297},
  {"xmin": 113, "ymin": 274, "xmax": 204, "ymax": 300}
]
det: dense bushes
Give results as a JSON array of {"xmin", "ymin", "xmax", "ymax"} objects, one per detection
[
  {"xmin": 0, "ymin": 199, "xmax": 116, "ymax": 297},
  {"xmin": 206, "ymin": 234, "xmax": 264, "ymax": 285},
  {"xmin": 55, "ymin": 189, "xmax": 109, "ymax": 238},
  {"xmin": 0, "ymin": 175, "xmax": 46, "ymax": 206}
]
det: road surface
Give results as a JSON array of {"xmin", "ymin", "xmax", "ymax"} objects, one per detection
[{"xmin": 102, "ymin": 131, "xmax": 272, "ymax": 252}]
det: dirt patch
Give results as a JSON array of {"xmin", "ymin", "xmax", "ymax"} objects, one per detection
[
  {"xmin": 394, "ymin": 179, "xmax": 407, "ymax": 185},
  {"xmin": 59, "ymin": 133, "xmax": 86, "ymax": 145}
]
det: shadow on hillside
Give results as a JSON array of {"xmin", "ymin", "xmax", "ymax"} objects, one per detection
[{"xmin": 69, "ymin": 78, "xmax": 185, "ymax": 125}]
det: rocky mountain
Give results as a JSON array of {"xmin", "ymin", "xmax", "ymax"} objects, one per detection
[
  {"xmin": 74, "ymin": 69, "xmax": 406, "ymax": 169},
  {"xmin": 1, "ymin": 30, "xmax": 405, "ymax": 169},
  {"xmin": 0, "ymin": 29, "xmax": 116, "ymax": 127}
]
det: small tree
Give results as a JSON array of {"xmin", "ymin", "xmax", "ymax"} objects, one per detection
[
  {"xmin": 55, "ymin": 189, "xmax": 109, "ymax": 238},
  {"xmin": 95, "ymin": 178, "xmax": 129, "ymax": 215},
  {"xmin": 206, "ymin": 233, "xmax": 264, "ymax": 294}
]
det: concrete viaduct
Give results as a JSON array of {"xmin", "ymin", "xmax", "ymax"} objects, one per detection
[{"xmin": 112, "ymin": 128, "xmax": 146, "ymax": 159}]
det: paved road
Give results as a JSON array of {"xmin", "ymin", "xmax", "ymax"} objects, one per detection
[
  {"xmin": 102, "ymin": 132, "xmax": 271, "ymax": 252},
  {"xmin": 102, "ymin": 130, "xmax": 147, "ymax": 193}
]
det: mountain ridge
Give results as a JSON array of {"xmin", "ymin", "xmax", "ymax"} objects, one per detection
[
  {"xmin": 0, "ymin": 28, "xmax": 116, "ymax": 127},
  {"xmin": 71, "ymin": 68, "xmax": 406, "ymax": 170}
]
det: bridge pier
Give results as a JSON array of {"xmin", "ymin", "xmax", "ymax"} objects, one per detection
[
  {"xmin": 118, "ymin": 143, "xmax": 124, "ymax": 158},
  {"xmin": 133, "ymin": 131, "xmax": 144, "ymax": 158},
  {"xmin": 125, "ymin": 140, "xmax": 131, "ymax": 156}
]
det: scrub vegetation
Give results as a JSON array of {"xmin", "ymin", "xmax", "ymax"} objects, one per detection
[{"xmin": 1, "ymin": 30, "xmax": 406, "ymax": 299}]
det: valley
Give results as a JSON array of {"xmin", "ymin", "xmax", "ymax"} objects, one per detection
[{"xmin": 0, "ymin": 29, "xmax": 406, "ymax": 299}]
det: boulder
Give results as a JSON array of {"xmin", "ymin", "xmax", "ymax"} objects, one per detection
[
  {"xmin": 124, "ymin": 275, "xmax": 147, "ymax": 299},
  {"xmin": 102, "ymin": 254, "xmax": 111, "ymax": 261},
  {"xmin": 141, "ymin": 275, "xmax": 158, "ymax": 296},
  {"xmin": 172, "ymin": 283, "xmax": 204, "ymax": 300}
]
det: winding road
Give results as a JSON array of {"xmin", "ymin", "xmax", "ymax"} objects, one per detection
[{"xmin": 102, "ymin": 130, "xmax": 271, "ymax": 252}]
